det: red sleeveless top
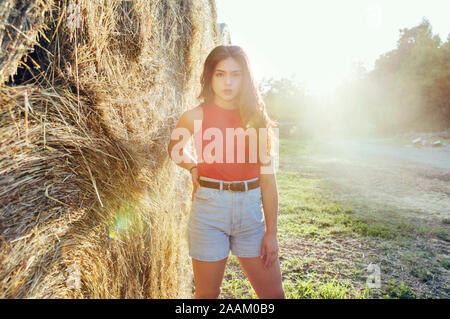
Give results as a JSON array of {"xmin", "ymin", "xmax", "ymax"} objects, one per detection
[{"xmin": 193, "ymin": 101, "xmax": 259, "ymax": 181}]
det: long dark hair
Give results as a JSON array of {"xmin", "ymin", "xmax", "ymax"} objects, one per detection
[{"xmin": 197, "ymin": 45, "xmax": 278, "ymax": 164}]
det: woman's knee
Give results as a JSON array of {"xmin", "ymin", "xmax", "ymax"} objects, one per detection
[{"xmin": 192, "ymin": 257, "xmax": 227, "ymax": 299}]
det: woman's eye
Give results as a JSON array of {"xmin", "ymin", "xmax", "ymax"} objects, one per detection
[{"xmin": 215, "ymin": 73, "xmax": 240, "ymax": 78}]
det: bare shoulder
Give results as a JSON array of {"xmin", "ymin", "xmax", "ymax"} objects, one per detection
[
  {"xmin": 177, "ymin": 104, "xmax": 203, "ymax": 134},
  {"xmin": 188, "ymin": 104, "xmax": 203, "ymax": 121}
]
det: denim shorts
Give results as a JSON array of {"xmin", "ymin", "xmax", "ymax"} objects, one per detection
[{"xmin": 186, "ymin": 176, "xmax": 266, "ymax": 262}]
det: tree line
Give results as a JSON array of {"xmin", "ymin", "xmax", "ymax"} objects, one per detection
[{"xmin": 260, "ymin": 19, "xmax": 450, "ymax": 136}]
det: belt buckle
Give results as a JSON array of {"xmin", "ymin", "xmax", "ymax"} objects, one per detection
[
  {"xmin": 233, "ymin": 182, "xmax": 245, "ymax": 192},
  {"xmin": 224, "ymin": 181, "xmax": 245, "ymax": 191}
]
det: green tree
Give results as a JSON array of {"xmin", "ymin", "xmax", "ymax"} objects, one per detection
[
  {"xmin": 369, "ymin": 18, "xmax": 450, "ymax": 132},
  {"xmin": 259, "ymin": 76, "xmax": 309, "ymax": 123}
]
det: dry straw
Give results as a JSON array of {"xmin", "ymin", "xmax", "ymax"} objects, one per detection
[{"xmin": 0, "ymin": 0, "xmax": 223, "ymax": 298}]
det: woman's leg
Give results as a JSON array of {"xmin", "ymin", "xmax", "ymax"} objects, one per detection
[
  {"xmin": 192, "ymin": 257, "xmax": 228, "ymax": 299},
  {"xmin": 236, "ymin": 256, "xmax": 285, "ymax": 299}
]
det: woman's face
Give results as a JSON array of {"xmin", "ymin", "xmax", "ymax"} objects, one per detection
[{"xmin": 211, "ymin": 57, "xmax": 243, "ymax": 102}]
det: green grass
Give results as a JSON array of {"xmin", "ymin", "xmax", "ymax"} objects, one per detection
[
  {"xmin": 383, "ymin": 280, "xmax": 416, "ymax": 299},
  {"xmin": 276, "ymin": 166, "xmax": 403, "ymax": 241},
  {"xmin": 284, "ymin": 277, "xmax": 370, "ymax": 299}
]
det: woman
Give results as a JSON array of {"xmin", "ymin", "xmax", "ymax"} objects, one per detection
[{"xmin": 167, "ymin": 45, "xmax": 284, "ymax": 299}]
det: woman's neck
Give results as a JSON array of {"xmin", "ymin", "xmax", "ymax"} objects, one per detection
[{"xmin": 213, "ymin": 96, "xmax": 238, "ymax": 110}]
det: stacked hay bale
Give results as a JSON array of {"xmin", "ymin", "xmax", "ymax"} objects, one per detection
[{"xmin": 0, "ymin": 0, "xmax": 221, "ymax": 298}]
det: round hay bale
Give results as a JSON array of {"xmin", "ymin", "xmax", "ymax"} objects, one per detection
[
  {"xmin": 0, "ymin": 0, "xmax": 219, "ymax": 298},
  {"xmin": 0, "ymin": 0, "xmax": 53, "ymax": 84}
]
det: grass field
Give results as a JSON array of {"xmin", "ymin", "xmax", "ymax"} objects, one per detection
[{"xmin": 219, "ymin": 137, "xmax": 449, "ymax": 299}]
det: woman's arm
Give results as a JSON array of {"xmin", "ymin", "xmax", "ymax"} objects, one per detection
[
  {"xmin": 167, "ymin": 110, "xmax": 197, "ymax": 171},
  {"xmin": 259, "ymin": 162, "xmax": 280, "ymax": 270},
  {"xmin": 167, "ymin": 109, "xmax": 201, "ymax": 200},
  {"xmin": 260, "ymin": 170, "xmax": 278, "ymax": 235}
]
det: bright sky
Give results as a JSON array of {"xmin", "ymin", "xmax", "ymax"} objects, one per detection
[{"xmin": 215, "ymin": 0, "xmax": 450, "ymax": 96}]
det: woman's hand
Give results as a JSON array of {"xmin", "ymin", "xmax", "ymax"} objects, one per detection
[
  {"xmin": 190, "ymin": 167, "xmax": 200, "ymax": 201},
  {"xmin": 260, "ymin": 232, "xmax": 279, "ymax": 270}
]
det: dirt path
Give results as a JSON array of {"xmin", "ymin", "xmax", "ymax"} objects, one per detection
[{"xmin": 304, "ymin": 138, "xmax": 450, "ymax": 224}]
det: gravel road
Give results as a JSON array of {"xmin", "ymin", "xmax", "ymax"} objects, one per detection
[{"xmin": 303, "ymin": 137, "xmax": 450, "ymax": 223}]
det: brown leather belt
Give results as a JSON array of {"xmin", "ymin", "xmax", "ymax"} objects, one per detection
[{"xmin": 198, "ymin": 178, "xmax": 260, "ymax": 192}]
